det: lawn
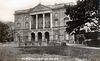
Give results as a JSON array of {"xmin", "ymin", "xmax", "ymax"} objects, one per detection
[
  {"xmin": 0, "ymin": 44, "xmax": 100, "ymax": 61},
  {"xmin": 19, "ymin": 46, "xmax": 67, "ymax": 55}
]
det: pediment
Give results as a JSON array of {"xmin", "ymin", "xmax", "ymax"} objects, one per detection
[{"xmin": 30, "ymin": 4, "xmax": 51, "ymax": 12}]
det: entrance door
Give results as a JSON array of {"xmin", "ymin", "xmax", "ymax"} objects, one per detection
[
  {"xmin": 38, "ymin": 32, "xmax": 42, "ymax": 43},
  {"xmin": 31, "ymin": 33, "xmax": 35, "ymax": 42},
  {"xmin": 45, "ymin": 32, "xmax": 49, "ymax": 44}
]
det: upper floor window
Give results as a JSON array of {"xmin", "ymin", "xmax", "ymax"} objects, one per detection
[
  {"xmin": 45, "ymin": 13, "xmax": 50, "ymax": 28},
  {"xmin": 17, "ymin": 18, "xmax": 21, "ymax": 21},
  {"xmin": 54, "ymin": 13, "xmax": 58, "ymax": 19},
  {"xmin": 25, "ymin": 22, "xmax": 29, "ymax": 29},
  {"xmin": 25, "ymin": 17, "xmax": 29, "ymax": 21},
  {"xmin": 64, "ymin": 17, "xmax": 70, "ymax": 25},
  {"xmin": 16, "ymin": 18, "xmax": 22, "ymax": 24},
  {"xmin": 17, "ymin": 22, "xmax": 21, "ymax": 29},
  {"xmin": 54, "ymin": 19, "xmax": 58, "ymax": 27}
]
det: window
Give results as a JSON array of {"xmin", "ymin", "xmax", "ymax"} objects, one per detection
[
  {"xmin": 54, "ymin": 19, "xmax": 58, "ymax": 27},
  {"xmin": 17, "ymin": 18, "xmax": 21, "ymax": 21},
  {"xmin": 55, "ymin": 13, "xmax": 58, "ymax": 18},
  {"xmin": 55, "ymin": 30, "xmax": 58, "ymax": 40},
  {"xmin": 17, "ymin": 22, "xmax": 21, "ymax": 28},
  {"xmin": 55, "ymin": 35, "xmax": 58, "ymax": 40},
  {"xmin": 38, "ymin": 14, "xmax": 43, "ymax": 29},
  {"xmin": 65, "ymin": 34, "xmax": 69, "ymax": 40},
  {"xmin": 45, "ymin": 21, "xmax": 50, "ymax": 28},
  {"xmin": 25, "ymin": 22, "xmax": 29, "ymax": 29},
  {"xmin": 64, "ymin": 17, "xmax": 70, "ymax": 25},
  {"xmin": 45, "ymin": 13, "xmax": 50, "ymax": 28},
  {"xmin": 31, "ymin": 15, "xmax": 36, "ymax": 29},
  {"xmin": 25, "ymin": 17, "xmax": 29, "ymax": 21},
  {"xmin": 25, "ymin": 35, "xmax": 29, "ymax": 42}
]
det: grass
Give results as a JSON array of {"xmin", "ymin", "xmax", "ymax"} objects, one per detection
[
  {"xmin": 18, "ymin": 46, "xmax": 100, "ymax": 61},
  {"xmin": 0, "ymin": 45, "xmax": 68, "ymax": 61},
  {"xmin": 1, "ymin": 45, "xmax": 100, "ymax": 61},
  {"xmin": 0, "ymin": 46, "xmax": 21, "ymax": 61},
  {"xmin": 19, "ymin": 46, "xmax": 68, "ymax": 56}
]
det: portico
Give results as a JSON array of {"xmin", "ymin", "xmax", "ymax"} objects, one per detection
[{"xmin": 30, "ymin": 12, "xmax": 52, "ymax": 29}]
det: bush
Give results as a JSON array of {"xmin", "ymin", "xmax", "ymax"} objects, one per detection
[
  {"xmin": 86, "ymin": 39, "xmax": 100, "ymax": 47},
  {"xmin": 61, "ymin": 42, "xmax": 66, "ymax": 46},
  {"xmin": 48, "ymin": 42, "xmax": 61, "ymax": 46}
]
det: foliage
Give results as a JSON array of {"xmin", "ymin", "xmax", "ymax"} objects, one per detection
[
  {"xmin": 0, "ymin": 21, "xmax": 14, "ymax": 43},
  {"xmin": 6, "ymin": 22, "xmax": 14, "ymax": 42},
  {"xmin": 65, "ymin": 0, "xmax": 99, "ymax": 34},
  {"xmin": 0, "ymin": 21, "xmax": 9, "ymax": 42}
]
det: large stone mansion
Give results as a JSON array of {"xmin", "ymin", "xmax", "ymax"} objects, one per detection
[{"xmin": 14, "ymin": 3, "xmax": 75, "ymax": 46}]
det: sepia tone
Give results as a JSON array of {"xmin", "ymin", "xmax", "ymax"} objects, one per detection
[{"xmin": 0, "ymin": 0, "xmax": 100, "ymax": 61}]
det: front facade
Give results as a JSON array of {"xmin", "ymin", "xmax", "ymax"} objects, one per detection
[{"xmin": 14, "ymin": 3, "xmax": 75, "ymax": 46}]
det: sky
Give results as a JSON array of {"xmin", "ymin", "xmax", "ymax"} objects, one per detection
[{"xmin": 0, "ymin": 0, "xmax": 76, "ymax": 22}]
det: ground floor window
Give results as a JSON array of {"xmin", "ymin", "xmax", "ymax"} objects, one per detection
[{"xmin": 65, "ymin": 34, "xmax": 69, "ymax": 40}]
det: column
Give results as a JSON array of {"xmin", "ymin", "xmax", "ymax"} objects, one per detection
[
  {"xmin": 28, "ymin": 34, "xmax": 31, "ymax": 42},
  {"xmin": 29, "ymin": 16, "xmax": 32, "ymax": 30},
  {"xmin": 43, "ymin": 14, "xmax": 45, "ymax": 29},
  {"xmin": 42, "ymin": 35, "xmax": 45, "ymax": 42},
  {"xmin": 36, "ymin": 15, "xmax": 38, "ymax": 29},
  {"xmin": 35, "ymin": 33, "xmax": 38, "ymax": 41},
  {"xmin": 50, "ymin": 13, "xmax": 53, "ymax": 28}
]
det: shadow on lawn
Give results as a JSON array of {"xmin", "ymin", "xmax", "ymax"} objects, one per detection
[{"xmin": 19, "ymin": 46, "xmax": 67, "ymax": 56}]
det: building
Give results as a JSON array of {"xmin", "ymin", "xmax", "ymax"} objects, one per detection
[{"xmin": 14, "ymin": 3, "xmax": 75, "ymax": 46}]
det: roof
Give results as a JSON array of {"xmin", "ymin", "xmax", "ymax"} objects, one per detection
[
  {"xmin": 15, "ymin": 2, "xmax": 74, "ymax": 15},
  {"xmin": 48, "ymin": 2, "xmax": 74, "ymax": 9},
  {"xmin": 15, "ymin": 9, "xmax": 30, "ymax": 15},
  {"xmin": 29, "ymin": 3, "xmax": 52, "ymax": 13}
]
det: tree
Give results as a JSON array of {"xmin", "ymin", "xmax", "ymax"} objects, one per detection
[
  {"xmin": 0, "ymin": 21, "xmax": 9, "ymax": 43},
  {"xmin": 65, "ymin": 0, "xmax": 99, "ymax": 34},
  {"xmin": 6, "ymin": 22, "xmax": 14, "ymax": 42}
]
